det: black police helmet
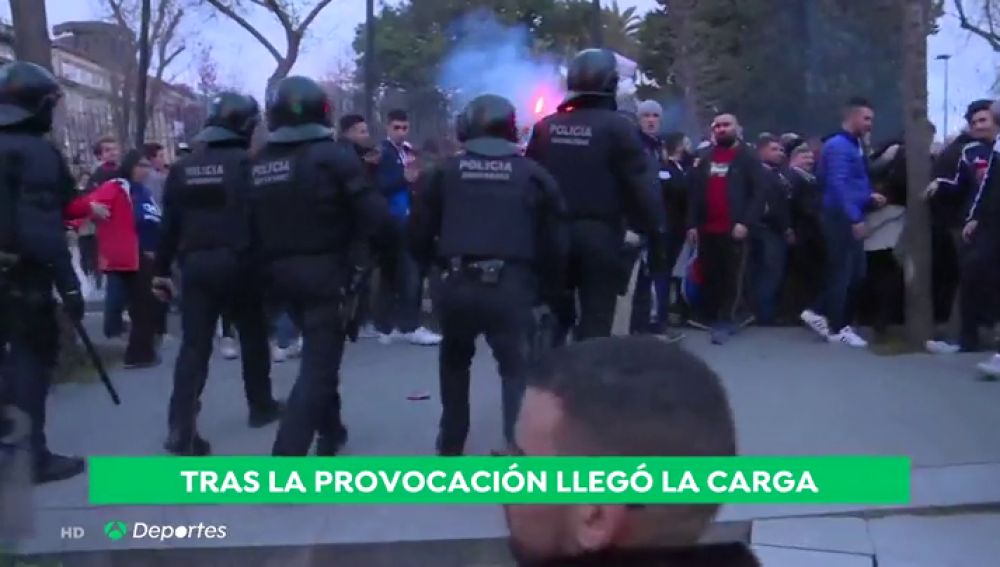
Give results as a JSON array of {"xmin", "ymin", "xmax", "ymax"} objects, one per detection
[
  {"xmin": 460, "ymin": 95, "xmax": 519, "ymax": 156},
  {"xmin": 565, "ymin": 48, "xmax": 619, "ymax": 100},
  {"xmin": 266, "ymin": 76, "xmax": 334, "ymax": 144},
  {"xmin": 0, "ymin": 61, "xmax": 62, "ymax": 130},
  {"xmin": 462, "ymin": 95, "xmax": 517, "ymax": 142},
  {"xmin": 195, "ymin": 92, "xmax": 260, "ymax": 143}
]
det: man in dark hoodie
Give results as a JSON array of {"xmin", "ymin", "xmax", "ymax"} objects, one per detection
[
  {"xmin": 751, "ymin": 134, "xmax": 793, "ymax": 326},
  {"xmin": 527, "ymin": 48, "xmax": 668, "ymax": 343},
  {"xmin": 686, "ymin": 113, "xmax": 762, "ymax": 344},
  {"xmin": 926, "ymin": 99, "xmax": 999, "ymax": 354},
  {"xmin": 506, "ymin": 337, "xmax": 758, "ymax": 567}
]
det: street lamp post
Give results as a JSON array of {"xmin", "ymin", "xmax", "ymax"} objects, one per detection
[
  {"xmin": 365, "ymin": 0, "xmax": 376, "ymax": 125},
  {"xmin": 936, "ymin": 54, "xmax": 951, "ymax": 140},
  {"xmin": 592, "ymin": 0, "xmax": 602, "ymax": 47}
]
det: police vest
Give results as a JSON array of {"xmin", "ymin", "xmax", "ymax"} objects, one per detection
[
  {"xmin": 532, "ymin": 110, "xmax": 622, "ymax": 220},
  {"xmin": 437, "ymin": 154, "xmax": 537, "ymax": 262},
  {"xmin": 250, "ymin": 140, "xmax": 350, "ymax": 259},
  {"xmin": 0, "ymin": 134, "xmax": 74, "ymax": 266},
  {"xmin": 172, "ymin": 147, "xmax": 250, "ymax": 254}
]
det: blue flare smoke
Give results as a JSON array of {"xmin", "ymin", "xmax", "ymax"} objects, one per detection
[{"xmin": 437, "ymin": 10, "xmax": 564, "ymax": 128}]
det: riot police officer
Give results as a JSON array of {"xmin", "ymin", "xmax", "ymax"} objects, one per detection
[
  {"xmin": 250, "ymin": 76, "xmax": 385, "ymax": 456},
  {"xmin": 410, "ymin": 94, "xmax": 569, "ymax": 455},
  {"xmin": 153, "ymin": 92, "xmax": 283, "ymax": 456},
  {"xmin": 526, "ymin": 48, "xmax": 668, "ymax": 343},
  {"xmin": 0, "ymin": 62, "xmax": 87, "ymax": 483}
]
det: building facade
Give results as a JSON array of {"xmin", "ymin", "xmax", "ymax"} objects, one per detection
[{"xmin": 0, "ymin": 21, "xmax": 199, "ymax": 172}]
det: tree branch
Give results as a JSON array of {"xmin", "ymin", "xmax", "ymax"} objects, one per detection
[
  {"xmin": 296, "ymin": 0, "xmax": 334, "ymax": 36},
  {"xmin": 204, "ymin": 0, "xmax": 283, "ymax": 61},
  {"xmin": 254, "ymin": 0, "xmax": 294, "ymax": 33},
  {"xmin": 953, "ymin": 0, "xmax": 1000, "ymax": 51}
]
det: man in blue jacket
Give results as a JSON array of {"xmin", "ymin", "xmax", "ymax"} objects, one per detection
[
  {"xmin": 802, "ymin": 97, "xmax": 886, "ymax": 347},
  {"xmin": 374, "ymin": 109, "xmax": 441, "ymax": 346}
]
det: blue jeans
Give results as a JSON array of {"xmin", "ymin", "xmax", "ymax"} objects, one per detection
[
  {"xmin": 102, "ymin": 273, "xmax": 127, "ymax": 338},
  {"xmin": 751, "ymin": 229, "xmax": 788, "ymax": 325},
  {"xmin": 814, "ymin": 212, "xmax": 866, "ymax": 331},
  {"xmin": 374, "ymin": 217, "xmax": 421, "ymax": 334},
  {"xmin": 273, "ymin": 312, "xmax": 300, "ymax": 349}
]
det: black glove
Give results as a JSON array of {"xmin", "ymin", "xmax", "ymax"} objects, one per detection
[{"xmin": 61, "ymin": 288, "xmax": 85, "ymax": 323}]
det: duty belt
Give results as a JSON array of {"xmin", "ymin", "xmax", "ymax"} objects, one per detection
[{"xmin": 448, "ymin": 257, "xmax": 506, "ymax": 285}]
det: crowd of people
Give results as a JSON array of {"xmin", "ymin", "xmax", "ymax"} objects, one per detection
[{"xmin": 621, "ymin": 96, "xmax": 1000, "ymax": 380}]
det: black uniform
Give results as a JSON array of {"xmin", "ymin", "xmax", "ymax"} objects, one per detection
[
  {"xmin": 0, "ymin": 61, "xmax": 86, "ymax": 483},
  {"xmin": 527, "ymin": 49, "xmax": 666, "ymax": 343},
  {"xmin": 410, "ymin": 95, "xmax": 568, "ymax": 454},
  {"xmin": 250, "ymin": 76, "xmax": 385, "ymax": 456},
  {"xmin": 156, "ymin": 92, "xmax": 281, "ymax": 456}
]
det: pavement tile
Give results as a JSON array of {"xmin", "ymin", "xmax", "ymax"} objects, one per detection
[
  {"xmin": 751, "ymin": 517, "xmax": 872, "ymax": 554},
  {"xmin": 752, "ymin": 545, "xmax": 872, "ymax": 566},
  {"xmin": 867, "ymin": 513, "xmax": 1000, "ymax": 567}
]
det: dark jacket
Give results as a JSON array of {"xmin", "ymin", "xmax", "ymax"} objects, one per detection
[
  {"xmin": 968, "ymin": 136, "xmax": 1000, "ymax": 224},
  {"xmin": 932, "ymin": 134, "xmax": 990, "ymax": 227},
  {"xmin": 660, "ymin": 159, "xmax": 689, "ymax": 235},
  {"xmin": 787, "ymin": 166, "xmax": 822, "ymax": 237},
  {"xmin": 686, "ymin": 142, "xmax": 763, "ymax": 231},
  {"xmin": 758, "ymin": 163, "xmax": 792, "ymax": 234},
  {"xmin": 376, "ymin": 138, "xmax": 411, "ymax": 219},
  {"xmin": 520, "ymin": 542, "xmax": 760, "ymax": 567},
  {"xmin": 639, "ymin": 132, "xmax": 668, "ymax": 230}
]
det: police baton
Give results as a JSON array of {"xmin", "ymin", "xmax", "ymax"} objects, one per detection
[{"xmin": 70, "ymin": 318, "xmax": 121, "ymax": 405}]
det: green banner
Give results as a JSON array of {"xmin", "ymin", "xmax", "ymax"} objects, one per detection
[{"xmin": 88, "ymin": 456, "xmax": 910, "ymax": 505}]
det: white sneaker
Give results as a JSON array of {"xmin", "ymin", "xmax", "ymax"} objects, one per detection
[
  {"xmin": 404, "ymin": 327, "xmax": 442, "ymax": 346},
  {"xmin": 220, "ymin": 337, "xmax": 239, "ymax": 359},
  {"xmin": 925, "ymin": 340, "xmax": 960, "ymax": 355},
  {"xmin": 271, "ymin": 344, "xmax": 288, "ymax": 363},
  {"xmin": 800, "ymin": 309, "xmax": 830, "ymax": 338},
  {"xmin": 976, "ymin": 354, "xmax": 1000, "ymax": 378},
  {"xmin": 377, "ymin": 330, "xmax": 400, "ymax": 345},
  {"xmin": 828, "ymin": 326, "xmax": 868, "ymax": 348},
  {"xmin": 358, "ymin": 323, "xmax": 380, "ymax": 339}
]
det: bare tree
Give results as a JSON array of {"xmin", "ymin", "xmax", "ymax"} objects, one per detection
[
  {"xmin": 135, "ymin": 0, "xmax": 153, "ymax": 145},
  {"xmin": 953, "ymin": 0, "xmax": 1000, "ymax": 49},
  {"xmin": 901, "ymin": 0, "xmax": 935, "ymax": 346},
  {"xmin": 100, "ymin": 0, "xmax": 188, "ymax": 145},
  {"xmin": 199, "ymin": 0, "xmax": 336, "ymax": 94}
]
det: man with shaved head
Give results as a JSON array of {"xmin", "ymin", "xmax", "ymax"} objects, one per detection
[
  {"xmin": 505, "ymin": 337, "xmax": 758, "ymax": 566},
  {"xmin": 686, "ymin": 113, "xmax": 763, "ymax": 344}
]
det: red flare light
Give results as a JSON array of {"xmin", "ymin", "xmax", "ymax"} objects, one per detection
[{"xmin": 534, "ymin": 97, "xmax": 545, "ymax": 115}]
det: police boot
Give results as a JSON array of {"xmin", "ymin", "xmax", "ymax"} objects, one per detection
[
  {"xmin": 33, "ymin": 452, "xmax": 85, "ymax": 485},
  {"xmin": 164, "ymin": 429, "xmax": 211, "ymax": 456},
  {"xmin": 248, "ymin": 399, "xmax": 285, "ymax": 429},
  {"xmin": 315, "ymin": 427, "xmax": 348, "ymax": 456}
]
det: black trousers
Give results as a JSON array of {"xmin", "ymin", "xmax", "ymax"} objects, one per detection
[
  {"xmin": 553, "ymin": 220, "xmax": 625, "ymax": 344},
  {"xmin": 265, "ymin": 253, "xmax": 350, "ymax": 456},
  {"xmin": 0, "ymin": 285, "xmax": 58, "ymax": 462},
  {"xmin": 435, "ymin": 264, "xmax": 535, "ymax": 452},
  {"xmin": 959, "ymin": 225, "xmax": 1000, "ymax": 349},
  {"xmin": 117, "ymin": 256, "xmax": 160, "ymax": 365},
  {"xmin": 167, "ymin": 250, "xmax": 274, "ymax": 437},
  {"xmin": 698, "ymin": 232, "xmax": 749, "ymax": 325}
]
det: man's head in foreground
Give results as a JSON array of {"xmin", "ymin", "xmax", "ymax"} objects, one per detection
[{"xmin": 505, "ymin": 337, "xmax": 737, "ymax": 563}]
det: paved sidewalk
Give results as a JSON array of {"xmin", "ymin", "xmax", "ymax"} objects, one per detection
[{"xmin": 13, "ymin": 325, "xmax": 1000, "ymax": 564}]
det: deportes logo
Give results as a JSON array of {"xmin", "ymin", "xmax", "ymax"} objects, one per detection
[
  {"xmin": 103, "ymin": 521, "xmax": 227, "ymax": 541},
  {"xmin": 104, "ymin": 521, "xmax": 128, "ymax": 540}
]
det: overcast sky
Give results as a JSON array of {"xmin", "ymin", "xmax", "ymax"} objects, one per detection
[{"xmin": 2, "ymin": 0, "xmax": 996, "ymax": 138}]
